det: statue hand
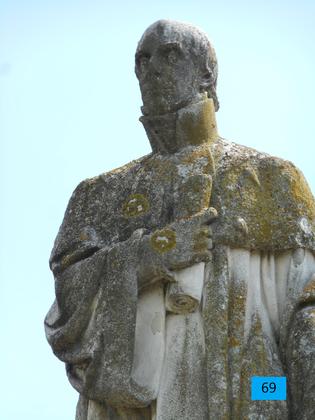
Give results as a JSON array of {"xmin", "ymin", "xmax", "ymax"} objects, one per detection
[
  {"xmin": 162, "ymin": 207, "xmax": 217, "ymax": 270},
  {"xmin": 148, "ymin": 207, "xmax": 217, "ymax": 272},
  {"xmin": 137, "ymin": 207, "xmax": 217, "ymax": 290}
]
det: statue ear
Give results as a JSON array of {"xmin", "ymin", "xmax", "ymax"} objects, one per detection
[
  {"xmin": 199, "ymin": 69, "xmax": 212, "ymax": 93},
  {"xmin": 199, "ymin": 69, "xmax": 219, "ymax": 111}
]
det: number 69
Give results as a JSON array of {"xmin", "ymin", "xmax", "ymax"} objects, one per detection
[{"xmin": 262, "ymin": 382, "xmax": 276, "ymax": 393}]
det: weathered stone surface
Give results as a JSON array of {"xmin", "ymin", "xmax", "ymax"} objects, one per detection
[
  {"xmin": 45, "ymin": 19, "xmax": 315, "ymax": 420},
  {"xmin": 211, "ymin": 139, "xmax": 315, "ymax": 251}
]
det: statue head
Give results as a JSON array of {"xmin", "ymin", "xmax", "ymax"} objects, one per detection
[{"xmin": 135, "ymin": 19, "xmax": 219, "ymax": 116}]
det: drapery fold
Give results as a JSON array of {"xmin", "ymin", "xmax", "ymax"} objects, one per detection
[
  {"xmin": 203, "ymin": 246, "xmax": 315, "ymax": 419},
  {"xmin": 47, "ymin": 245, "xmax": 315, "ymax": 419}
]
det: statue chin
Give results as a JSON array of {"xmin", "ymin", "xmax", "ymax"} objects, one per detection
[
  {"xmin": 141, "ymin": 99, "xmax": 177, "ymax": 117},
  {"xmin": 141, "ymin": 92, "xmax": 204, "ymax": 117}
]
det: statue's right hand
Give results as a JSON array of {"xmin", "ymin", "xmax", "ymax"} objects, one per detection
[{"xmin": 142, "ymin": 207, "xmax": 217, "ymax": 275}]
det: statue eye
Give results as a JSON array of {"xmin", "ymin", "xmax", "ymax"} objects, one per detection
[{"xmin": 136, "ymin": 54, "xmax": 150, "ymax": 72}]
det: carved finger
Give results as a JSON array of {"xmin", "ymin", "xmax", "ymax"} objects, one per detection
[
  {"xmin": 206, "ymin": 238, "xmax": 213, "ymax": 250},
  {"xmin": 200, "ymin": 207, "xmax": 218, "ymax": 224},
  {"xmin": 199, "ymin": 226, "xmax": 213, "ymax": 238},
  {"xmin": 193, "ymin": 250, "xmax": 212, "ymax": 264}
]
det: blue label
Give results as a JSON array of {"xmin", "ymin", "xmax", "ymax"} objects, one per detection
[{"xmin": 251, "ymin": 376, "xmax": 286, "ymax": 400}]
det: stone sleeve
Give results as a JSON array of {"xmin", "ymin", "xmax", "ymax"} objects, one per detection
[
  {"xmin": 44, "ymin": 247, "xmax": 107, "ymax": 360},
  {"xmin": 45, "ymin": 232, "xmax": 163, "ymax": 408}
]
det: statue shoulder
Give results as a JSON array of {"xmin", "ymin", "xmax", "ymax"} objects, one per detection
[
  {"xmin": 212, "ymin": 137, "xmax": 313, "ymax": 195},
  {"xmin": 211, "ymin": 137, "xmax": 279, "ymax": 170},
  {"xmin": 211, "ymin": 138, "xmax": 315, "ymax": 251},
  {"xmin": 50, "ymin": 153, "xmax": 152, "ymax": 267},
  {"xmin": 211, "ymin": 137, "xmax": 312, "ymax": 191},
  {"xmin": 63, "ymin": 153, "xmax": 153, "ymax": 215},
  {"xmin": 78, "ymin": 153, "xmax": 153, "ymax": 191}
]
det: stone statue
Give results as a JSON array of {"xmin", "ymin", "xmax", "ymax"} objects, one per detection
[{"xmin": 45, "ymin": 20, "xmax": 315, "ymax": 419}]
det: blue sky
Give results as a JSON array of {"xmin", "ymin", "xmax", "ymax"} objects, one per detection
[{"xmin": 1, "ymin": 1, "xmax": 314, "ymax": 419}]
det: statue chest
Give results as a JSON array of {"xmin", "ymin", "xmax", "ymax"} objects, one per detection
[{"xmin": 98, "ymin": 147, "xmax": 214, "ymax": 246}]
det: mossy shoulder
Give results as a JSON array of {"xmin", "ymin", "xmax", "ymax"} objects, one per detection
[
  {"xmin": 52, "ymin": 136, "xmax": 315, "ymax": 266},
  {"xmin": 211, "ymin": 138, "xmax": 315, "ymax": 251}
]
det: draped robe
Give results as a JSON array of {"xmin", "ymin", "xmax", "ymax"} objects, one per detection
[{"xmin": 45, "ymin": 100, "xmax": 315, "ymax": 419}]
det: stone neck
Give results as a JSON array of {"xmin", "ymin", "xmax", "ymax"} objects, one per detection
[{"xmin": 140, "ymin": 96, "xmax": 218, "ymax": 154}]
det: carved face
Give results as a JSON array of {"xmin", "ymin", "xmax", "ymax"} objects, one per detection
[{"xmin": 135, "ymin": 22, "xmax": 206, "ymax": 116}]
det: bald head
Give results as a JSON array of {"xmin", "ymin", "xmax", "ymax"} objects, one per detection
[{"xmin": 135, "ymin": 20, "xmax": 219, "ymax": 115}]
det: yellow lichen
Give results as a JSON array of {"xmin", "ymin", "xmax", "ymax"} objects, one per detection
[
  {"xmin": 79, "ymin": 232, "xmax": 89, "ymax": 241},
  {"xmin": 180, "ymin": 144, "xmax": 215, "ymax": 174},
  {"xmin": 60, "ymin": 254, "xmax": 71, "ymax": 270},
  {"xmin": 193, "ymin": 229, "xmax": 210, "ymax": 252},
  {"xmin": 178, "ymin": 98, "xmax": 218, "ymax": 146},
  {"xmin": 229, "ymin": 336, "xmax": 241, "ymax": 347},
  {"xmin": 303, "ymin": 281, "xmax": 315, "ymax": 294},
  {"xmin": 150, "ymin": 229, "xmax": 176, "ymax": 253},
  {"xmin": 179, "ymin": 174, "xmax": 212, "ymax": 217},
  {"xmin": 122, "ymin": 193, "xmax": 150, "ymax": 218},
  {"xmin": 212, "ymin": 155, "xmax": 315, "ymax": 249},
  {"xmin": 142, "ymin": 158, "xmax": 177, "ymax": 183},
  {"xmin": 301, "ymin": 275, "xmax": 315, "ymax": 304}
]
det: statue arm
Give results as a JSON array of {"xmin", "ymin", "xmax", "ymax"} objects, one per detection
[
  {"xmin": 284, "ymin": 253, "xmax": 315, "ymax": 419},
  {"xmin": 45, "ymin": 203, "xmax": 215, "ymax": 344},
  {"xmin": 45, "ymin": 180, "xmax": 153, "ymax": 405},
  {"xmin": 45, "ymin": 176, "xmax": 216, "ymax": 406},
  {"xmin": 45, "ymin": 228, "xmax": 165, "ymax": 407},
  {"xmin": 45, "ymin": 180, "xmax": 106, "ymax": 358}
]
